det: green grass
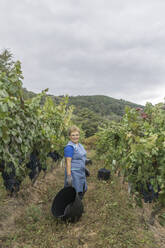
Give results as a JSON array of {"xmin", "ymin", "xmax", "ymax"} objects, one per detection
[{"xmin": 0, "ymin": 153, "xmax": 162, "ymax": 248}]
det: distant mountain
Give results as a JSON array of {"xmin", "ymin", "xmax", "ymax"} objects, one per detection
[
  {"xmin": 67, "ymin": 95, "xmax": 143, "ymax": 120},
  {"xmin": 23, "ymin": 88, "xmax": 143, "ymax": 121}
]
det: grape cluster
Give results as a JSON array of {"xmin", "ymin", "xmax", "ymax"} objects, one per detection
[
  {"xmin": 26, "ymin": 150, "xmax": 44, "ymax": 181},
  {"xmin": 85, "ymin": 159, "xmax": 92, "ymax": 166},
  {"xmin": 0, "ymin": 150, "xmax": 63, "ymax": 194},
  {"xmin": 25, "ymin": 150, "xmax": 61, "ymax": 182},
  {"xmin": 0, "ymin": 161, "xmax": 21, "ymax": 195},
  {"xmin": 47, "ymin": 151, "xmax": 62, "ymax": 162},
  {"xmin": 137, "ymin": 182, "xmax": 160, "ymax": 203}
]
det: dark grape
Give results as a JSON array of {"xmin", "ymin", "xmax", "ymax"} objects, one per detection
[
  {"xmin": 137, "ymin": 181, "xmax": 160, "ymax": 203},
  {"xmin": 47, "ymin": 151, "xmax": 62, "ymax": 162},
  {"xmin": 26, "ymin": 150, "xmax": 43, "ymax": 181},
  {"xmin": 85, "ymin": 159, "xmax": 92, "ymax": 166},
  {"xmin": 0, "ymin": 161, "xmax": 21, "ymax": 194}
]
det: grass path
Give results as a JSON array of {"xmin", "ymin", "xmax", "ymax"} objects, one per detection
[{"xmin": 0, "ymin": 156, "xmax": 165, "ymax": 248}]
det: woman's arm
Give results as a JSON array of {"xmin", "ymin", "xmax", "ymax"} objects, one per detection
[
  {"xmin": 65, "ymin": 157, "xmax": 72, "ymax": 186},
  {"xmin": 65, "ymin": 157, "xmax": 72, "ymax": 176},
  {"xmin": 64, "ymin": 145, "xmax": 74, "ymax": 180}
]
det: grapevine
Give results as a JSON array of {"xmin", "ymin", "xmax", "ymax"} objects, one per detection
[
  {"xmin": 96, "ymin": 103, "xmax": 165, "ymax": 205},
  {"xmin": 0, "ymin": 50, "xmax": 73, "ymax": 194}
]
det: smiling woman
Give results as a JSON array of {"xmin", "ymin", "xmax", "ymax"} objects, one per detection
[
  {"xmin": 64, "ymin": 125, "xmax": 87, "ymax": 200},
  {"xmin": 69, "ymin": 130, "xmax": 80, "ymax": 144}
]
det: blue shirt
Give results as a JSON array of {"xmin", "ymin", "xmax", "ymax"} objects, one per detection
[{"xmin": 64, "ymin": 145, "xmax": 74, "ymax": 158}]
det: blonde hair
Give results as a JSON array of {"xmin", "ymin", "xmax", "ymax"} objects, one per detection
[{"xmin": 68, "ymin": 125, "xmax": 80, "ymax": 136}]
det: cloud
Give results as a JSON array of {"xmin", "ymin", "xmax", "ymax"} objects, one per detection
[{"xmin": 0, "ymin": 0, "xmax": 165, "ymax": 104}]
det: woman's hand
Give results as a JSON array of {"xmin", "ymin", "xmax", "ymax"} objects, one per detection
[{"xmin": 66, "ymin": 175, "xmax": 72, "ymax": 186}]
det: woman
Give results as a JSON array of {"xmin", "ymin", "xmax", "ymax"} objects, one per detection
[{"xmin": 64, "ymin": 126, "xmax": 87, "ymax": 200}]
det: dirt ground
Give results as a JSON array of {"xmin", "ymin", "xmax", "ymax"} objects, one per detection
[{"xmin": 0, "ymin": 158, "xmax": 165, "ymax": 248}]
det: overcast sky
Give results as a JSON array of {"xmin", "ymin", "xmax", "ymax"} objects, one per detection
[{"xmin": 0, "ymin": 0, "xmax": 165, "ymax": 105}]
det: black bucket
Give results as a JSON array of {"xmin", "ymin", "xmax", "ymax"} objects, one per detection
[
  {"xmin": 98, "ymin": 168, "xmax": 111, "ymax": 181},
  {"xmin": 51, "ymin": 186, "xmax": 84, "ymax": 222}
]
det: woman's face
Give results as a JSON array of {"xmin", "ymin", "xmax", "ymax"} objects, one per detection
[{"xmin": 70, "ymin": 131, "xmax": 80, "ymax": 144}]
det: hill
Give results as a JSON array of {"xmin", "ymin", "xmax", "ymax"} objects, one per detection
[
  {"xmin": 23, "ymin": 88, "xmax": 143, "ymax": 120},
  {"xmin": 23, "ymin": 88, "xmax": 144, "ymax": 137},
  {"xmin": 67, "ymin": 95, "xmax": 143, "ymax": 120}
]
